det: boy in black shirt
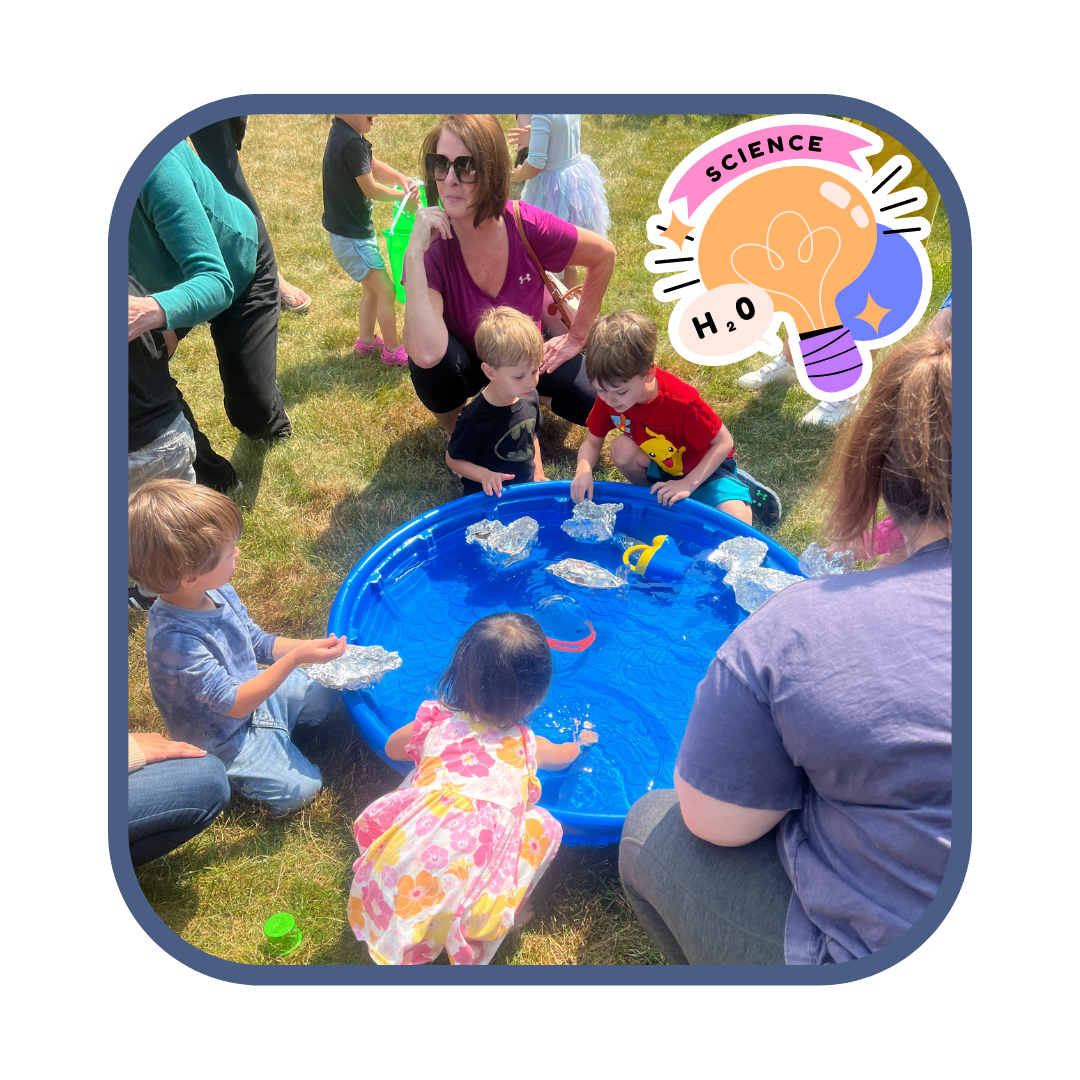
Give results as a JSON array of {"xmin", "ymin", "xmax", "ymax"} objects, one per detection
[{"xmin": 446, "ymin": 307, "xmax": 549, "ymax": 497}]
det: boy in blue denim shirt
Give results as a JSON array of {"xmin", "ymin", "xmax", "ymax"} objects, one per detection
[{"xmin": 129, "ymin": 480, "xmax": 348, "ymax": 815}]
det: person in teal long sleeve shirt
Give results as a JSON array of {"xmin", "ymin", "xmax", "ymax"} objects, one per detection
[{"xmin": 127, "ymin": 140, "xmax": 291, "ymax": 490}]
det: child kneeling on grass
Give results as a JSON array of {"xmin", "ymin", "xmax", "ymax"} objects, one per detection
[
  {"xmin": 129, "ymin": 480, "xmax": 349, "ymax": 816},
  {"xmin": 445, "ymin": 306, "xmax": 549, "ymax": 497},
  {"xmin": 570, "ymin": 310, "xmax": 781, "ymax": 526}
]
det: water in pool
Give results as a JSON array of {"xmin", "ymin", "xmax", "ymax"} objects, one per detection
[{"xmin": 333, "ymin": 492, "xmax": 766, "ymax": 836}]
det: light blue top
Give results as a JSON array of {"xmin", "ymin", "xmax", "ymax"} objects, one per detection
[
  {"xmin": 128, "ymin": 141, "xmax": 259, "ymax": 330},
  {"xmin": 145, "ymin": 585, "xmax": 279, "ymax": 762},
  {"xmin": 526, "ymin": 115, "xmax": 581, "ymax": 172}
]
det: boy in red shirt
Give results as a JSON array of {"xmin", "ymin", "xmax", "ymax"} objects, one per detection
[{"xmin": 570, "ymin": 310, "xmax": 780, "ymax": 525}]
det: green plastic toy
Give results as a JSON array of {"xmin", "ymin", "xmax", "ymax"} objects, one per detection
[
  {"xmin": 382, "ymin": 184, "xmax": 428, "ymax": 303},
  {"xmin": 263, "ymin": 912, "xmax": 302, "ymax": 957}
]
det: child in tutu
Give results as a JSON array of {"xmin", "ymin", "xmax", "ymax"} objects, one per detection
[
  {"xmin": 510, "ymin": 114, "xmax": 611, "ymax": 288},
  {"xmin": 347, "ymin": 612, "xmax": 596, "ymax": 965}
]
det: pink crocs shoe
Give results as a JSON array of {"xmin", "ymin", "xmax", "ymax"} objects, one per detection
[
  {"xmin": 354, "ymin": 335, "xmax": 384, "ymax": 356},
  {"xmin": 381, "ymin": 345, "xmax": 409, "ymax": 366}
]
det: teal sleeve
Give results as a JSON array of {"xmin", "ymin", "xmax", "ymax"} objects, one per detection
[{"xmin": 137, "ymin": 155, "xmax": 236, "ymax": 329}]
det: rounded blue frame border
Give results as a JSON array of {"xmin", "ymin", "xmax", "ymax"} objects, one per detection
[{"xmin": 109, "ymin": 95, "xmax": 972, "ymax": 989}]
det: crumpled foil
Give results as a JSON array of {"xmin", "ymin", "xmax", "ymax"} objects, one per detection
[
  {"xmin": 305, "ymin": 644, "xmax": 402, "ymax": 691},
  {"xmin": 731, "ymin": 568, "xmax": 804, "ymax": 614},
  {"xmin": 465, "ymin": 516, "xmax": 539, "ymax": 567},
  {"xmin": 546, "ymin": 558, "xmax": 627, "ymax": 589},
  {"xmin": 706, "ymin": 536, "xmax": 768, "ymax": 574},
  {"xmin": 707, "ymin": 536, "xmax": 803, "ymax": 613},
  {"xmin": 798, "ymin": 541, "xmax": 855, "ymax": 577},
  {"xmin": 561, "ymin": 499, "xmax": 624, "ymax": 543}
]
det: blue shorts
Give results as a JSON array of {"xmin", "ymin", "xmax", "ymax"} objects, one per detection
[
  {"xmin": 646, "ymin": 460, "xmax": 751, "ymax": 508},
  {"xmin": 329, "ymin": 232, "xmax": 386, "ymax": 282}
]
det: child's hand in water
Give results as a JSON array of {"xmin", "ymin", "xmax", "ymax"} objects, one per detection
[
  {"xmin": 577, "ymin": 729, "xmax": 599, "ymax": 747},
  {"xmin": 570, "ymin": 468, "xmax": 594, "ymax": 504}
]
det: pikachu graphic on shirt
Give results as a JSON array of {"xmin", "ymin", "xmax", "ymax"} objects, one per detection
[{"xmin": 639, "ymin": 427, "xmax": 686, "ymax": 477}]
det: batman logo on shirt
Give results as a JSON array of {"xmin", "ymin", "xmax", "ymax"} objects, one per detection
[{"xmin": 495, "ymin": 418, "xmax": 536, "ymax": 462}]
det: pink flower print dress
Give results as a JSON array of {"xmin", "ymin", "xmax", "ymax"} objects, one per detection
[{"xmin": 348, "ymin": 701, "xmax": 562, "ymax": 965}]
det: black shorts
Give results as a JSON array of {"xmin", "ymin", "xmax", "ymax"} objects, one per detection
[{"xmin": 408, "ymin": 333, "xmax": 597, "ymax": 426}]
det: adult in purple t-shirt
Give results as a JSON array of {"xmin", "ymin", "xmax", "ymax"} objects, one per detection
[
  {"xmin": 620, "ymin": 323, "xmax": 954, "ymax": 965},
  {"xmin": 402, "ymin": 114, "xmax": 616, "ymax": 435}
]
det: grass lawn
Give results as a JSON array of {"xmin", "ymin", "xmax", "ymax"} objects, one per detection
[{"xmin": 128, "ymin": 113, "xmax": 952, "ymax": 966}]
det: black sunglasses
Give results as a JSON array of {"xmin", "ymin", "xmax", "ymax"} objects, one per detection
[{"xmin": 425, "ymin": 153, "xmax": 478, "ymax": 183}]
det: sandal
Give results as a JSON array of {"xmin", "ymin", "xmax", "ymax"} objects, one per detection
[
  {"xmin": 381, "ymin": 345, "xmax": 409, "ymax": 367},
  {"xmin": 354, "ymin": 335, "xmax": 384, "ymax": 356},
  {"xmin": 280, "ymin": 288, "xmax": 312, "ymax": 314}
]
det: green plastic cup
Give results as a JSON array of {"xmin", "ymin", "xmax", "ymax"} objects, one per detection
[
  {"xmin": 382, "ymin": 184, "xmax": 428, "ymax": 303},
  {"xmin": 263, "ymin": 912, "xmax": 303, "ymax": 957}
]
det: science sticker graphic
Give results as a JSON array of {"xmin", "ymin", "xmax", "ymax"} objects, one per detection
[{"xmin": 647, "ymin": 116, "xmax": 933, "ymax": 401}]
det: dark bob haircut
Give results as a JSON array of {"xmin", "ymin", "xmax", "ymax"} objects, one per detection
[{"xmin": 435, "ymin": 612, "xmax": 552, "ymax": 729}]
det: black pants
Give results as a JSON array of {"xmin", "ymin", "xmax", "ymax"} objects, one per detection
[
  {"xmin": 408, "ymin": 333, "xmax": 597, "ymax": 426},
  {"xmin": 179, "ymin": 120, "xmax": 289, "ymax": 488}
]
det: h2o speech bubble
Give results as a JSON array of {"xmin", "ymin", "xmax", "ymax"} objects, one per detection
[{"xmin": 677, "ymin": 284, "xmax": 775, "ymax": 361}]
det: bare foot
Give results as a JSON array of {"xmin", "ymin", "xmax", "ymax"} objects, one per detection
[{"xmin": 514, "ymin": 900, "xmax": 535, "ymax": 929}]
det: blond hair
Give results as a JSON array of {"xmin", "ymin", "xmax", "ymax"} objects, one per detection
[
  {"xmin": 129, "ymin": 479, "xmax": 244, "ymax": 595},
  {"xmin": 474, "ymin": 306, "xmax": 543, "ymax": 369},
  {"xmin": 584, "ymin": 310, "xmax": 658, "ymax": 387}
]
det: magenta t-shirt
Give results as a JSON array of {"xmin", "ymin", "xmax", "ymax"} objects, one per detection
[{"xmin": 407, "ymin": 200, "xmax": 578, "ymax": 354}]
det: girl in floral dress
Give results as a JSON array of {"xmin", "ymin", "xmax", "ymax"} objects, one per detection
[{"xmin": 348, "ymin": 612, "xmax": 597, "ymax": 965}]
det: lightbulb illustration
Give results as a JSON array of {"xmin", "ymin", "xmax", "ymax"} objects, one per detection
[{"xmin": 697, "ymin": 166, "xmax": 877, "ymax": 396}]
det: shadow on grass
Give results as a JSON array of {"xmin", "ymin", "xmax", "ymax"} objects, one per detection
[
  {"xmin": 232, "ymin": 436, "xmax": 268, "ymax": 509},
  {"xmin": 134, "ymin": 810, "xmax": 292, "ymax": 934},
  {"xmin": 309, "ymin": 419, "xmax": 457, "ymax": 578}
]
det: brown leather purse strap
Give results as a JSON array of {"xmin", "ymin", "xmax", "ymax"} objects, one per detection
[
  {"xmin": 512, "ymin": 200, "xmax": 550, "ymax": 284},
  {"xmin": 512, "ymin": 200, "xmax": 578, "ymax": 324}
]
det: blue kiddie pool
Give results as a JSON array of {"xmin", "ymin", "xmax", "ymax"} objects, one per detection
[{"xmin": 328, "ymin": 481, "xmax": 801, "ymax": 844}]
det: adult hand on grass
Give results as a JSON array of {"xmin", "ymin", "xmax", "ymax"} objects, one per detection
[
  {"xmin": 128, "ymin": 294, "xmax": 166, "ymax": 342},
  {"xmin": 131, "ymin": 731, "xmax": 206, "ymax": 764}
]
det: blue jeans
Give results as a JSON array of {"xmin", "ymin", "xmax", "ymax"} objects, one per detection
[
  {"xmin": 225, "ymin": 669, "xmax": 341, "ymax": 816},
  {"xmin": 128, "ymin": 411, "xmax": 198, "ymax": 494},
  {"xmin": 128, "ymin": 754, "xmax": 232, "ymax": 866}
]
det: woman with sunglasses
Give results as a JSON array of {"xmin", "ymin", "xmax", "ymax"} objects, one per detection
[{"xmin": 403, "ymin": 114, "xmax": 616, "ymax": 436}]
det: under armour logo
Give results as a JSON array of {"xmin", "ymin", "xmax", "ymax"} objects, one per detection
[{"xmin": 519, "ymin": 273, "xmax": 532, "ymax": 285}]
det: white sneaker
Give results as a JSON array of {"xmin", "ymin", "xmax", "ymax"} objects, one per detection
[
  {"xmin": 801, "ymin": 395, "xmax": 859, "ymax": 426},
  {"xmin": 737, "ymin": 354, "xmax": 797, "ymax": 389}
]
